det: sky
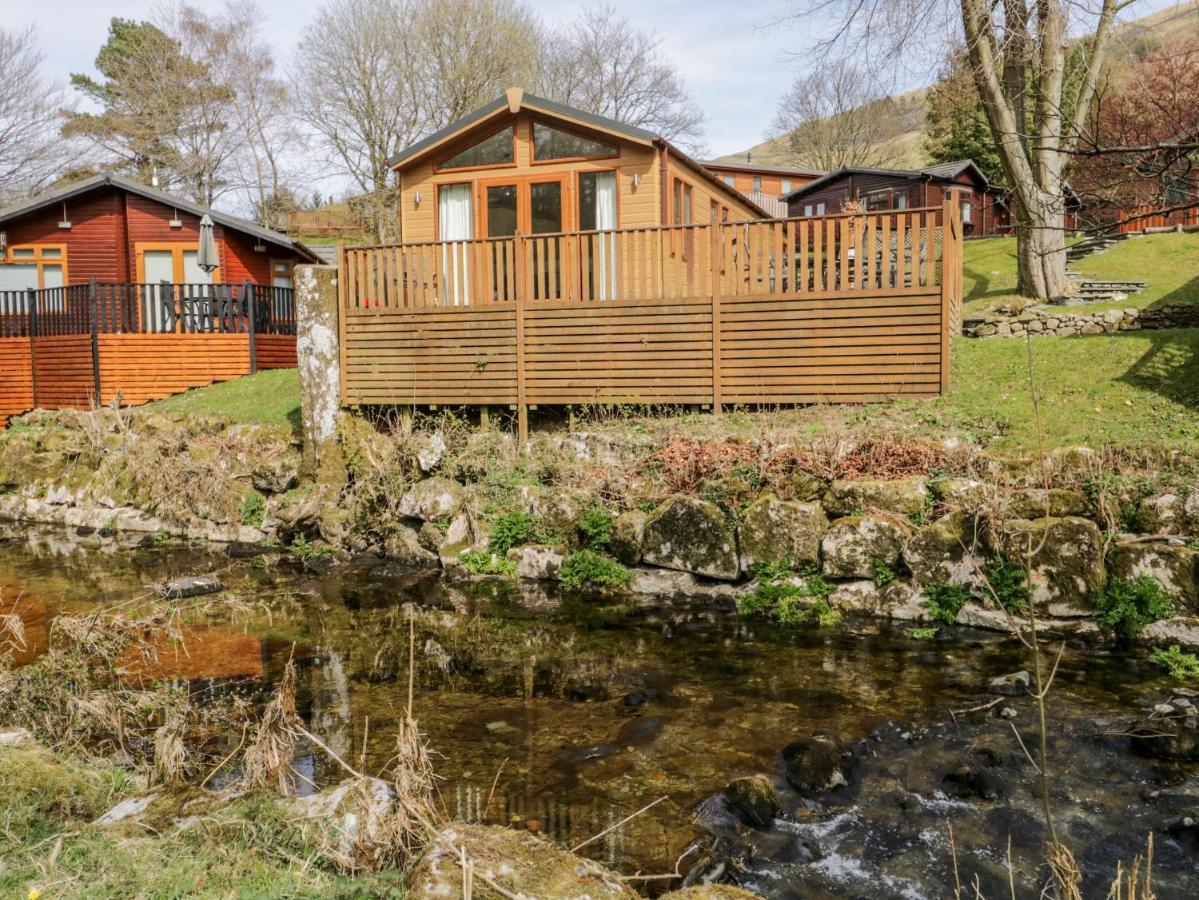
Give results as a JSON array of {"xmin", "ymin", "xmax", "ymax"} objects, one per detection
[{"xmin": 12, "ymin": 0, "xmax": 1188, "ymax": 187}]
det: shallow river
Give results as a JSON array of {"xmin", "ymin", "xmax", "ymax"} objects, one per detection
[{"xmin": 3, "ymin": 525, "xmax": 1197, "ymax": 897}]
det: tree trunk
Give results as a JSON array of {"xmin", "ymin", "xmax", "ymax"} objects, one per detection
[{"xmin": 1016, "ymin": 216, "xmax": 1069, "ymax": 300}]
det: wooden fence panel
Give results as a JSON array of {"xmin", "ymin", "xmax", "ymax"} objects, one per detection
[
  {"xmin": 96, "ymin": 335, "xmax": 252, "ymax": 406},
  {"xmin": 31, "ymin": 335, "xmax": 95, "ymax": 410},
  {"xmin": 0, "ymin": 337, "xmax": 34, "ymax": 427}
]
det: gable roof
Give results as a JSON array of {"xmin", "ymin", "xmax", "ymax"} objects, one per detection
[
  {"xmin": 781, "ymin": 160, "xmax": 992, "ymax": 202},
  {"xmin": 700, "ymin": 159, "xmax": 825, "ymax": 179},
  {"xmin": 0, "ymin": 173, "xmax": 322, "ymax": 263},
  {"xmin": 387, "ymin": 88, "xmax": 771, "ymax": 219}
]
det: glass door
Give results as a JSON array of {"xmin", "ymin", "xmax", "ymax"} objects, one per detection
[
  {"xmin": 483, "ymin": 182, "xmax": 518, "ymax": 301},
  {"xmin": 528, "ymin": 177, "xmax": 565, "ymax": 300},
  {"xmin": 142, "ymin": 250, "xmax": 175, "ymax": 332}
]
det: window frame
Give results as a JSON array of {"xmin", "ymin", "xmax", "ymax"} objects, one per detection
[
  {"xmin": 780, "ymin": 178, "xmax": 792, "ymax": 194},
  {"xmin": 0, "ymin": 243, "xmax": 69, "ymax": 289},
  {"xmin": 752, "ymin": 175, "xmax": 763, "ymax": 192},
  {"xmin": 529, "ymin": 116, "xmax": 619, "ymax": 166},
  {"xmin": 672, "ymin": 177, "xmax": 694, "ymax": 226},
  {"xmin": 576, "ymin": 169, "xmax": 621, "ymax": 232},
  {"xmin": 270, "ymin": 258, "xmax": 295, "ymax": 289},
  {"xmin": 862, "ymin": 189, "xmax": 892, "ymax": 211},
  {"xmin": 433, "ymin": 124, "xmax": 518, "ymax": 174},
  {"xmin": 134, "ymin": 241, "xmax": 222, "ymax": 284}
]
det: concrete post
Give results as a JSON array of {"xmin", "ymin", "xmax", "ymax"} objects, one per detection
[{"xmin": 295, "ymin": 264, "xmax": 345, "ymax": 484}]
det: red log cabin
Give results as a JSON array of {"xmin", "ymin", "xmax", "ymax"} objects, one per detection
[{"xmin": 0, "ymin": 172, "xmax": 319, "ymax": 291}]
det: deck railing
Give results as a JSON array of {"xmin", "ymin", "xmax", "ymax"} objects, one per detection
[
  {"xmin": 0, "ymin": 280, "xmax": 295, "ymax": 339},
  {"xmin": 341, "ymin": 207, "xmax": 947, "ymax": 312},
  {"xmin": 337, "ymin": 203, "xmax": 963, "ymax": 440}
]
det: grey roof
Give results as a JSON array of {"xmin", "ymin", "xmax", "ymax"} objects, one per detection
[
  {"xmin": 781, "ymin": 159, "xmax": 991, "ymax": 202},
  {"xmin": 0, "ymin": 173, "xmax": 321, "ymax": 262},
  {"xmin": 388, "ymin": 92, "xmax": 659, "ymax": 169},
  {"xmin": 701, "ymin": 159, "xmax": 825, "ymax": 178}
]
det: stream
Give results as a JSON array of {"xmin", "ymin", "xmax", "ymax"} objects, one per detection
[{"xmin": 2, "ymin": 524, "xmax": 1198, "ymax": 898}]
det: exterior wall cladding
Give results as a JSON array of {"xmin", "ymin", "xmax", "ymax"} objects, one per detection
[{"xmin": 3, "ymin": 184, "xmax": 290, "ymax": 284}]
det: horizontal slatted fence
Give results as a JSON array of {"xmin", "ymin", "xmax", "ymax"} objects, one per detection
[
  {"xmin": 0, "ymin": 337, "xmax": 34, "ymax": 427},
  {"xmin": 335, "ymin": 202, "xmax": 962, "ymax": 433}
]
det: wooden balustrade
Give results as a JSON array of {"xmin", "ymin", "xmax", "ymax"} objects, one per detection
[{"xmin": 338, "ymin": 203, "xmax": 963, "ymax": 442}]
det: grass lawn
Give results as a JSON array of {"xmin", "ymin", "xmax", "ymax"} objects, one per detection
[
  {"xmin": 146, "ymin": 368, "xmax": 301, "ymax": 432},
  {"xmin": 963, "ymin": 231, "xmax": 1199, "ymax": 317}
]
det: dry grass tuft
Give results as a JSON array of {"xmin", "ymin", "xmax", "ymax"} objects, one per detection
[{"xmin": 242, "ymin": 659, "xmax": 302, "ymax": 794}]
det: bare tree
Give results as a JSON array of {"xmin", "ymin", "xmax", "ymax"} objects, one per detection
[
  {"xmin": 413, "ymin": 0, "xmax": 542, "ymax": 129},
  {"xmin": 771, "ymin": 60, "xmax": 901, "ymax": 171},
  {"xmin": 538, "ymin": 4, "xmax": 706, "ymax": 154},
  {"xmin": 0, "ymin": 27, "xmax": 70, "ymax": 202},
  {"xmin": 292, "ymin": 0, "xmax": 425, "ymax": 241},
  {"xmin": 781, "ymin": 0, "xmax": 1137, "ymax": 301}
]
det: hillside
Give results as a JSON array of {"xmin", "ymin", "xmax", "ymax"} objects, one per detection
[{"xmin": 727, "ymin": 0, "xmax": 1199, "ymax": 171}]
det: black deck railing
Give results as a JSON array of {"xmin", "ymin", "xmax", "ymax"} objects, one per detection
[{"xmin": 0, "ymin": 279, "xmax": 296, "ymax": 339}]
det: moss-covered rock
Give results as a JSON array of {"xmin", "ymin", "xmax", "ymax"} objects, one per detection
[
  {"xmin": 642, "ymin": 496, "xmax": 739, "ymax": 581},
  {"xmin": 515, "ymin": 484, "xmax": 585, "ymax": 545},
  {"xmin": 991, "ymin": 516, "xmax": 1107, "ymax": 607},
  {"xmin": 410, "ymin": 824, "xmax": 636, "ymax": 899},
  {"xmin": 399, "ymin": 477, "xmax": 465, "ymax": 521},
  {"xmin": 823, "ymin": 477, "xmax": 929, "ymax": 518},
  {"xmin": 662, "ymin": 888, "xmax": 761, "ymax": 900},
  {"xmin": 903, "ymin": 513, "xmax": 985, "ymax": 588},
  {"xmin": 382, "ymin": 524, "xmax": 438, "ymax": 566},
  {"xmin": 723, "ymin": 774, "xmax": 779, "ymax": 827},
  {"xmin": 931, "ymin": 477, "xmax": 988, "ymax": 509},
  {"xmin": 1134, "ymin": 492, "xmax": 1199, "ymax": 535},
  {"xmin": 775, "ymin": 468, "xmax": 827, "ymax": 503},
  {"xmin": 609, "ymin": 509, "xmax": 647, "ymax": 566},
  {"xmin": 1008, "ymin": 488, "xmax": 1090, "ymax": 519},
  {"xmin": 821, "ymin": 515, "xmax": 909, "ymax": 579},
  {"xmin": 737, "ymin": 495, "xmax": 827, "ymax": 572},
  {"xmin": 1109, "ymin": 542, "xmax": 1199, "ymax": 611},
  {"xmin": 506, "ymin": 544, "xmax": 567, "ymax": 580}
]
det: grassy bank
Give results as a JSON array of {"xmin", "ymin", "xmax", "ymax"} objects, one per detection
[
  {"xmin": 141, "ymin": 329, "xmax": 1199, "ymax": 454},
  {"xmin": 0, "ymin": 742, "xmax": 398, "ymax": 898},
  {"xmin": 963, "ymin": 231, "xmax": 1199, "ymax": 316}
]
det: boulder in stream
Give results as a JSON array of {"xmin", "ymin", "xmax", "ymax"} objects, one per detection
[
  {"xmin": 158, "ymin": 576, "xmax": 223, "ymax": 600},
  {"xmin": 642, "ymin": 497, "xmax": 740, "ymax": 581},
  {"xmin": 722, "ymin": 775, "xmax": 779, "ymax": 827},
  {"xmin": 780, "ymin": 734, "xmax": 850, "ymax": 794}
]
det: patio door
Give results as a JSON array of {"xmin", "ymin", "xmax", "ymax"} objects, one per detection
[
  {"xmin": 141, "ymin": 249, "xmax": 175, "ymax": 332},
  {"xmin": 479, "ymin": 175, "xmax": 568, "ymax": 300}
]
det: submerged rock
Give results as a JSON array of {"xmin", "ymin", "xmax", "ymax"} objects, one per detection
[
  {"xmin": 663, "ymin": 887, "xmax": 761, "ymax": 900},
  {"xmin": 823, "ymin": 477, "xmax": 928, "ymax": 518},
  {"xmin": 723, "ymin": 775, "xmax": 779, "ymax": 828},
  {"xmin": 1130, "ymin": 698, "xmax": 1199, "ymax": 761},
  {"xmin": 988, "ymin": 671, "xmax": 1030, "ymax": 696},
  {"xmin": 821, "ymin": 515, "xmax": 909, "ymax": 579},
  {"xmin": 410, "ymin": 824, "xmax": 636, "ymax": 899},
  {"xmin": 780, "ymin": 734, "xmax": 850, "ymax": 793},
  {"xmin": 737, "ymin": 496, "xmax": 827, "ymax": 572},
  {"xmin": 158, "ymin": 576, "xmax": 222, "ymax": 599},
  {"xmin": 642, "ymin": 497, "xmax": 740, "ymax": 581}
]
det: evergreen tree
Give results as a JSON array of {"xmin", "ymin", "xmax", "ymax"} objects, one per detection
[{"xmin": 923, "ymin": 53, "xmax": 1005, "ymax": 185}]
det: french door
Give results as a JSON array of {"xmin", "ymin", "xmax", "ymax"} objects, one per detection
[{"xmin": 480, "ymin": 175, "xmax": 568, "ymax": 300}]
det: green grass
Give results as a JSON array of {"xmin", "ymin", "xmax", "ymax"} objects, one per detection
[
  {"xmin": 0, "ymin": 743, "xmax": 400, "ymax": 898},
  {"xmin": 145, "ymin": 368, "xmax": 301, "ymax": 432},
  {"xmin": 963, "ymin": 232, "xmax": 1199, "ymax": 316}
]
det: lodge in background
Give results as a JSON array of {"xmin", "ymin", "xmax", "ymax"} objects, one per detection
[
  {"xmin": 699, "ymin": 158, "xmax": 824, "ymax": 219},
  {"xmin": 0, "ymin": 174, "xmax": 321, "ymax": 426}
]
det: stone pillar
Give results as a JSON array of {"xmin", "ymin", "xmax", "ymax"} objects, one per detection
[{"xmin": 295, "ymin": 265, "xmax": 345, "ymax": 485}]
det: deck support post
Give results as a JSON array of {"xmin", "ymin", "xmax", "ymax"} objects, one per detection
[
  {"xmin": 89, "ymin": 277, "xmax": 101, "ymax": 406},
  {"xmin": 939, "ymin": 198, "xmax": 961, "ymax": 394},
  {"xmin": 709, "ymin": 223, "xmax": 723, "ymax": 416},
  {"xmin": 401, "ymin": 406, "xmax": 414, "ymax": 433},
  {"xmin": 244, "ymin": 280, "xmax": 258, "ymax": 375},
  {"xmin": 515, "ymin": 232, "xmax": 529, "ymax": 446},
  {"xmin": 479, "ymin": 405, "xmax": 491, "ymax": 428},
  {"xmin": 27, "ymin": 288, "xmax": 38, "ymax": 409}
]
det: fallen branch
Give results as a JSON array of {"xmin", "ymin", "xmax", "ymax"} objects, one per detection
[{"xmin": 571, "ymin": 795, "xmax": 668, "ymax": 853}]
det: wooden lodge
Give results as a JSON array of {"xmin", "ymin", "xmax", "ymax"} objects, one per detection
[
  {"xmin": 0, "ymin": 174, "xmax": 320, "ymax": 425},
  {"xmin": 339, "ymin": 89, "xmax": 964, "ymax": 441},
  {"xmin": 700, "ymin": 158, "xmax": 823, "ymax": 218}
]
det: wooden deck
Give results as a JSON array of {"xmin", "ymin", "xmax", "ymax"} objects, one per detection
[
  {"xmin": 0, "ymin": 281, "xmax": 296, "ymax": 426},
  {"xmin": 338, "ymin": 203, "xmax": 962, "ymax": 439}
]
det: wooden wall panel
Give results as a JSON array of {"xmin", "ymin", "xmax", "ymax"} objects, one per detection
[
  {"xmin": 96, "ymin": 335, "xmax": 251, "ymax": 406},
  {"xmin": 523, "ymin": 299, "xmax": 712, "ymax": 404},
  {"xmin": 254, "ymin": 334, "xmax": 298, "ymax": 369},
  {"xmin": 0, "ymin": 337, "xmax": 34, "ymax": 427},
  {"xmin": 31, "ymin": 335, "xmax": 95, "ymax": 410},
  {"xmin": 342, "ymin": 307, "xmax": 518, "ymax": 405},
  {"xmin": 3, "ymin": 189, "xmax": 125, "ymax": 282}
]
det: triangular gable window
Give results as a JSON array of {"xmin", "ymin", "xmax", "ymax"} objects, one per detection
[
  {"xmin": 532, "ymin": 121, "xmax": 617, "ymax": 161},
  {"xmin": 437, "ymin": 126, "xmax": 515, "ymax": 170}
]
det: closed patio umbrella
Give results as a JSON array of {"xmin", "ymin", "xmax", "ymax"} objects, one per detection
[{"xmin": 196, "ymin": 215, "xmax": 219, "ymax": 274}]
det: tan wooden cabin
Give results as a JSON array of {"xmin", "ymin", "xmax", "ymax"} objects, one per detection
[{"xmin": 389, "ymin": 87, "xmax": 768, "ymax": 244}]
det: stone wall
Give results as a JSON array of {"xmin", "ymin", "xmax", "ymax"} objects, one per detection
[{"xmin": 964, "ymin": 303, "xmax": 1199, "ymax": 338}]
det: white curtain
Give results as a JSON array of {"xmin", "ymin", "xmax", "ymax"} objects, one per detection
[
  {"xmin": 594, "ymin": 172, "xmax": 617, "ymax": 300},
  {"xmin": 438, "ymin": 184, "xmax": 473, "ymax": 305}
]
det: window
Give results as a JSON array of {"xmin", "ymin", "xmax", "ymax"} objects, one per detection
[
  {"xmin": 271, "ymin": 260, "xmax": 294, "ymax": 289},
  {"xmin": 578, "ymin": 172, "xmax": 618, "ymax": 232},
  {"xmin": 961, "ymin": 200, "xmax": 972, "ymax": 224},
  {"xmin": 816, "ymin": 202, "xmax": 826, "ymax": 215},
  {"xmin": 135, "ymin": 243, "xmax": 218, "ymax": 284},
  {"xmin": 532, "ymin": 121, "xmax": 616, "ymax": 161},
  {"xmin": 0, "ymin": 244, "xmax": 67, "ymax": 290},
  {"xmin": 723, "ymin": 175, "xmax": 735, "ymax": 186},
  {"xmin": 803, "ymin": 204, "xmax": 813, "ymax": 217},
  {"xmin": 673, "ymin": 178, "xmax": 693, "ymax": 225},
  {"xmin": 863, "ymin": 190, "xmax": 891, "ymax": 211},
  {"xmin": 752, "ymin": 176, "xmax": 763, "ymax": 192},
  {"xmin": 437, "ymin": 126, "xmax": 515, "ymax": 170},
  {"xmin": 896, "ymin": 192, "xmax": 907, "ymax": 210},
  {"xmin": 781, "ymin": 178, "xmax": 792, "ymax": 193}
]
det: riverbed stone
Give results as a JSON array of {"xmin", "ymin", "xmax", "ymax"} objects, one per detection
[
  {"xmin": 1130, "ymin": 709, "xmax": 1199, "ymax": 761},
  {"xmin": 781, "ymin": 734, "xmax": 850, "ymax": 793},
  {"xmin": 642, "ymin": 497, "xmax": 740, "ymax": 581},
  {"xmin": 1008, "ymin": 488, "xmax": 1090, "ymax": 519},
  {"xmin": 737, "ymin": 495, "xmax": 827, "ymax": 572},
  {"xmin": 159, "ymin": 576, "xmax": 223, "ymax": 600},
  {"xmin": 629, "ymin": 568, "xmax": 742, "ymax": 603},
  {"xmin": 723, "ymin": 774, "xmax": 779, "ymax": 827},
  {"xmin": 609, "ymin": 510, "xmax": 647, "ymax": 566},
  {"xmin": 903, "ymin": 512, "xmax": 985, "ymax": 588},
  {"xmin": 398, "ymin": 477, "xmax": 464, "ymax": 521},
  {"xmin": 411, "ymin": 824, "xmax": 636, "ymax": 899},
  {"xmin": 991, "ymin": 516, "xmax": 1107, "ymax": 606},
  {"xmin": 821, "ymin": 515, "xmax": 909, "ymax": 579},
  {"xmin": 823, "ymin": 477, "xmax": 929, "ymax": 518},
  {"xmin": 662, "ymin": 887, "xmax": 761, "ymax": 900},
  {"xmin": 1110, "ymin": 542, "xmax": 1199, "ymax": 610},
  {"xmin": 988, "ymin": 670, "xmax": 1030, "ymax": 696},
  {"xmin": 506, "ymin": 544, "xmax": 566, "ymax": 580},
  {"xmin": 382, "ymin": 524, "xmax": 438, "ymax": 567}
]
